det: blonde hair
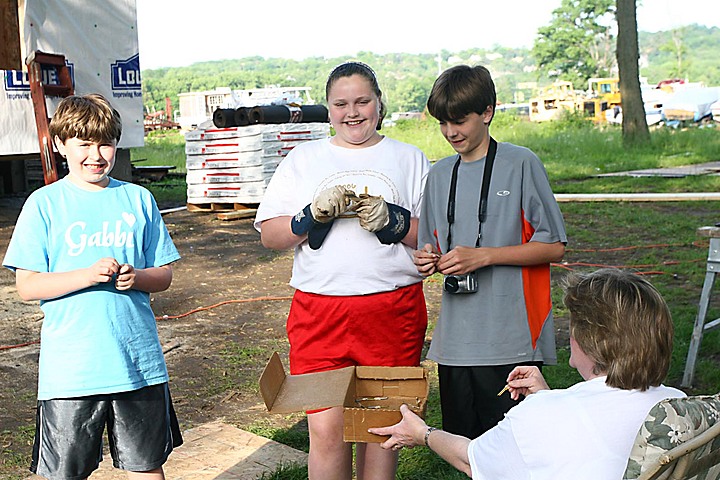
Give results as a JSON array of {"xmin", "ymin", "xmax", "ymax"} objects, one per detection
[
  {"xmin": 563, "ymin": 268, "xmax": 674, "ymax": 390},
  {"xmin": 49, "ymin": 93, "xmax": 122, "ymax": 144}
]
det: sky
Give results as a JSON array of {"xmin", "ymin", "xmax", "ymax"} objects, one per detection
[{"xmin": 136, "ymin": 0, "xmax": 719, "ymax": 70}]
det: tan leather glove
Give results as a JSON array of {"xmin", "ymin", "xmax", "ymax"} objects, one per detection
[
  {"xmin": 311, "ymin": 186, "xmax": 350, "ymax": 223},
  {"xmin": 354, "ymin": 195, "xmax": 389, "ymax": 232}
]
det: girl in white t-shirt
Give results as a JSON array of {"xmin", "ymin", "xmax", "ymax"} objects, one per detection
[{"xmin": 254, "ymin": 62, "xmax": 430, "ymax": 480}]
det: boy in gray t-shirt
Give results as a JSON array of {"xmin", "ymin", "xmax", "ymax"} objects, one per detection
[{"xmin": 414, "ymin": 65, "xmax": 567, "ymax": 438}]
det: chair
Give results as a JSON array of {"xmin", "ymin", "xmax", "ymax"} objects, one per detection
[{"xmin": 623, "ymin": 394, "xmax": 720, "ymax": 480}]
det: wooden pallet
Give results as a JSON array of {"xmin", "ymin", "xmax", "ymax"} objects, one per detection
[
  {"xmin": 186, "ymin": 202, "xmax": 259, "ymax": 220},
  {"xmin": 186, "ymin": 202, "xmax": 259, "ymax": 212}
]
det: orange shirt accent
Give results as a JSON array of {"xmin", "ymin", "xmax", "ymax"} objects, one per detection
[{"xmin": 521, "ymin": 210, "xmax": 552, "ymax": 349}]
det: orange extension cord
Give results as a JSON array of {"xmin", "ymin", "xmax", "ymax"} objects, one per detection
[
  {"xmin": 0, "ymin": 240, "xmax": 710, "ymax": 352},
  {"xmin": 0, "ymin": 295, "xmax": 292, "ymax": 352}
]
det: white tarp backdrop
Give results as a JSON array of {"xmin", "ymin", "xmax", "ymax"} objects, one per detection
[{"xmin": 0, "ymin": 0, "xmax": 143, "ymax": 155}]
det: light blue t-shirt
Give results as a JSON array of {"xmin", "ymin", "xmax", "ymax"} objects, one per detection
[{"xmin": 3, "ymin": 177, "xmax": 181, "ymax": 400}]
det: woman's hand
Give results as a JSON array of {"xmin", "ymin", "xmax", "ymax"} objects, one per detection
[
  {"xmin": 506, "ymin": 365, "xmax": 550, "ymax": 400},
  {"xmin": 368, "ymin": 404, "xmax": 427, "ymax": 450}
]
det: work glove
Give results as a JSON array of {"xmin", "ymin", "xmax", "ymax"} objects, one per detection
[
  {"xmin": 354, "ymin": 195, "xmax": 389, "ymax": 232},
  {"xmin": 311, "ymin": 186, "xmax": 351, "ymax": 223},
  {"xmin": 354, "ymin": 196, "xmax": 411, "ymax": 244},
  {"xmin": 291, "ymin": 186, "xmax": 350, "ymax": 249}
]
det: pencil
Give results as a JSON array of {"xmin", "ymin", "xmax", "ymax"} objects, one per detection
[{"xmin": 497, "ymin": 384, "xmax": 510, "ymax": 396}]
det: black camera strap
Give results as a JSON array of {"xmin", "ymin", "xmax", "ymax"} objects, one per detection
[{"xmin": 446, "ymin": 137, "xmax": 497, "ymax": 250}]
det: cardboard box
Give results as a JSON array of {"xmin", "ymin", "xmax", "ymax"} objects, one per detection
[
  {"xmin": 185, "ymin": 166, "xmax": 267, "ymax": 184},
  {"xmin": 259, "ymin": 352, "xmax": 428, "ymax": 443},
  {"xmin": 186, "ymin": 152, "xmax": 263, "ymax": 170}
]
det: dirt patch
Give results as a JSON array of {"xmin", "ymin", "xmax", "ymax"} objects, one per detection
[{"xmin": 0, "ymin": 196, "xmax": 444, "ymax": 477}]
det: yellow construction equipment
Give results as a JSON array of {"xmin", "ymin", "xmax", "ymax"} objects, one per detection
[{"xmin": 528, "ymin": 81, "xmax": 580, "ymax": 122}]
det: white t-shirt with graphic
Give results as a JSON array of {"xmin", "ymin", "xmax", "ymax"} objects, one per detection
[
  {"xmin": 3, "ymin": 177, "xmax": 180, "ymax": 400},
  {"xmin": 254, "ymin": 137, "xmax": 429, "ymax": 296}
]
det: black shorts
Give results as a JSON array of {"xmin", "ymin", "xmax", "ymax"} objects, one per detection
[{"xmin": 31, "ymin": 383, "xmax": 183, "ymax": 479}]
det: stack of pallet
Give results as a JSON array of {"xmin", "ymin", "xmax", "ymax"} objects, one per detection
[{"xmin": 184, "ymin": 122, "xmax": 330, "ymax": 208}]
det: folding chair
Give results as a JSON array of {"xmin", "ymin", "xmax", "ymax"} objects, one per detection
[{"xmin": 624, "ymin": 394, "xmax": 720, "ymax": 480}]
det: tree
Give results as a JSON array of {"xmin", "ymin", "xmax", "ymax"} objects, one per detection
[
  {"xmin": 616, "ymin": 0, "xmax": 650, "ymax": 144},
  {"xmin": 532, "ymin": 0, "xmax": 615, "ymax": 87},
  {"xmin": 660, "ymin": 27, "xmax": 690, "ymax": 79}
]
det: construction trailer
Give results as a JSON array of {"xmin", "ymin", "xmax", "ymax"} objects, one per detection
[{"xmin": 0, "ymin": 0, "xmax": 143, "ymax": 195}]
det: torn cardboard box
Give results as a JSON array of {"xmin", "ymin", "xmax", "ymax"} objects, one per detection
[{"xmin": 259, "ymin": 352, "xmax": 428, "ymax": 443}]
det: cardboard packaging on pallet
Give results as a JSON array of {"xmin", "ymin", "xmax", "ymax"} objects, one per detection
[{"xmin": 259, "ymin": 352, "xmax": 429, "ymax": 443}]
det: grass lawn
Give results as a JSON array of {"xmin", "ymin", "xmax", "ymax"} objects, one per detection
[{"xmin": 132, "ymin": 115, "xmax": 720, "ymax": 478}]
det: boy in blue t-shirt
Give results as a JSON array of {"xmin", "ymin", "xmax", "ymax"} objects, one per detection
[{"xmin": 2, "ymin": 94, "xmax": 182, "ymax": 479}]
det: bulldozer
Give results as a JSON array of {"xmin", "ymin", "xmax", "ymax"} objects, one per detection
[{"xmin": 581, "ymin": 77, "xmax": 621, "ymax": 123}]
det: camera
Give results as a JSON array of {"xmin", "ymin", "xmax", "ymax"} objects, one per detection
[{"xmin": 443, "ymin": 271, "xmax": 478, "ymax": 294}]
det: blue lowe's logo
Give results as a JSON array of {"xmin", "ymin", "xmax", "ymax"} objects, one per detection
[
  {"xmin": 4, "ymin": 62, "xmax": 75, "ymax": 91},
  {"xmin": 111, "ymin": 54, "xmax": 141, "ymax": 90}
]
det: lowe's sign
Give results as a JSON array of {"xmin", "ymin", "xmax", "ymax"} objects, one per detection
[
  {"xmin": 111, "ymin": 54, "xmax": 141, "ymax": 96},
  {"xmin": 4, "ymin": 62, "xmax": 76, "ymax": 93}
]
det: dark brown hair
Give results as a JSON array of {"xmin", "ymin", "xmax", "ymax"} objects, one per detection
[{"xmin": 426, "ymin": 64, "xmax": 496, "ymax": 124}]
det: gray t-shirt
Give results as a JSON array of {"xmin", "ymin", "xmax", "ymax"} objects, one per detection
[{"xmin": 418, "ymin": 142, "xmax": 567, "ymax": 366}]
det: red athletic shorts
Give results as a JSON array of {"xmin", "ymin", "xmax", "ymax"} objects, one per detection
[{"xmin": 287, "ymin": 282, "xmax": 428, "ymax": 376}]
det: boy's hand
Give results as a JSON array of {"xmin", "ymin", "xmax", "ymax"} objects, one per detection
[
  {"xmin": 88, "ymin": 257, "xmax": 120, "ymax": 286},
  {"xmin": 115, "ymin": 264, "xmax": 136, "ymax": 291},
  {"xmin": 413, "ymin": 244, "xmax": 440, "ymax": 276},
  {"xmin": 437, "ymin": 246, "xmax": 489, "ymax": 276}
]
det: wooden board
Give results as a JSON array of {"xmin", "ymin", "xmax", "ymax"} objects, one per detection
[{"xmin": 216, "ymin": 209, "xmax": 258, "ymax": 221}]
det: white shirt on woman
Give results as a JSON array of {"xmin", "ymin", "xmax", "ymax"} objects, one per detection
[{"xmin": 468, "ymin": 376, "xmax": 685, "ymax": 479}]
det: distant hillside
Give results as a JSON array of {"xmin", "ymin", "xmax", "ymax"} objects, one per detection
[
  {"xmin": 639, "ymin": 25, "xmax": 720, "ymax": 87},
  {"xmin": 142, "ymin": 25, "xmax": 720, "ymax": 114}
]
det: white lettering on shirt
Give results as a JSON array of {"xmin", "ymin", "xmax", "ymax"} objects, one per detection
[{"xmin": 65, "ymin": 217, "xmax": 135, "ymax": 257}]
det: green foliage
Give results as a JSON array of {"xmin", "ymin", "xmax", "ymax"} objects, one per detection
[
  {"xmin": 130, "ymin": 130, "xmax": 186, "ymax": 172},
  {"xmin": 383, "ymin": 118, "xmax": 454, "ymax": 161},
  {"xmin": 658, "ymin": 28, "xmax": 691, "ymax": 79},
  {"xmin": 532, "ymin": 0, "xmax": 616, "ymax": 85},
  {"xmin": 248, "ymin": 420, "xmax": 309, "ymax": 453},
  {"xmin": 141, "ymin": 24, "xmax": 720, "ymax": 121},
  {"xmin": 0, "ymin": 424, "xmax": 34, "ymax": 477},
  {"xmin": 544, "ymin": 348, "xmax": 583, "ymax": 388},
  {"xmin": 135, "ymin": 117, "xmax": 720, "ymax": 208},
  {"xmin": 639, "ymin": 26, "xmax": 720, "ymax": 87}
]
